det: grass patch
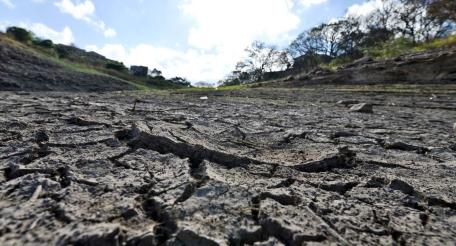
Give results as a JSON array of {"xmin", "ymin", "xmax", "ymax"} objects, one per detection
[
  {"xmin": 308, "ymin": 35, "xmax": 456, "ymax": 71},
  {"xmin": 327, "ymin": 56, "xmax": 354, "ymax": 69},
  {"xmin": 364, "ymin": 35, "xmax": 456, "ymax": 59},
  {"xmin": 217, "ymin": 84, "xmax": 248, "ymax": 91}
]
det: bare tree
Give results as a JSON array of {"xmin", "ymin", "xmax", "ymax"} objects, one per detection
[
  {"xmin": 236, "ymin": 41, "xmax": 282, "ymax": 81},
  {"xmin": 223, "ymin": 0, "xmax": 455, "ymax": 84},
  {"xmin": 395, "ymin": 0, "xmax": 455, "ymax": 41},
  {"xmin": 277, "ymin": 50, "xmax": 293, "ymax": 71},
  {"xmin": 395, "ymin": 0, "xmax": 425, "ymax": 42},
  {"xmin": 369, "ymin": 0, "xmax": 398, "ymax": 30},
  {"xmin": 289, "ymin": 28, "xmax": 326, "ymax": 57}
]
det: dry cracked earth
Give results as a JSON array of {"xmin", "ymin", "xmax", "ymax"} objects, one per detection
[{"xmin": 0, "ymin": 88, "xmax": 455, "ymax": 246}]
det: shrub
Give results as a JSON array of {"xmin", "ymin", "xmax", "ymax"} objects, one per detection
[
  {"xmin": 169, "ymin": 77, "xmax": 191, "ymax": 87},
  {"xmin": 105, "ymin": 62, "xmax": 127, "ymax": 72},
  {"xmin": 363, "ymin": 38, "xmax": 415, "ymax": 59},
  {"xmin": 6, "ymin": 26, "xmax": 32, "ymax": 42},
  {"xmin": 415, "ymin": 34, "xmax": 456, "ymax": 51},
  {"xmin": 55, "ymin": 45, "xmax": 69, "ymax": 59},
  {"xmin": 32, "ymin": 38, "xmax": 54, "ymax": 49}
]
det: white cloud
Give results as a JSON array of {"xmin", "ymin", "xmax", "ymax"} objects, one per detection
[
  {"xmin": 54, "ymin": 0, "xmax": 94, "ymax": 20},
  {"xmin": 0, "ymin": 21, "xmax": 9, "ymax": 31},
  {"xmin": 86, "ymin": 0, "xmax": 311, "ymax": 83},
  {"xmin": 86, "ymin": 44, "xmax": 238, "ymax": 82},
  {"xmin": 180, "ymin": 0, "xmax": 300, "ymax": 51},
  {"xmin": 86, "ymin": 44, "xmax": 126, "ymax": 60},
  {"xmin": 18, "ymin": 22, "xmax": 75, "ymax": 45},
  {"xmin": 299, "ymin": 0, "xmax": 327, "ymax": 8},
  {"xmin": 87, "ymin": 0, "xmax": 304, "ymax": 82},
  {"xmin": 0, "ymin": 0, "xmax": 14, "ymax": 8},
  {"xmin": 103, "ymin": 28, "xmax": 116, "ymax": 38},
  {"xmin": 54, "ymin": 0, "xmax": 116, "ymax": 38},
  {"xmin": 346, "ymin": 0, "xmax": 382, "ymax": 18}
]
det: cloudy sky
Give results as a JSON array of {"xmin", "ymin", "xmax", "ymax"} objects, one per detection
[{"xmin": 0, "ymin": 0, "xmax": 376, "ymax": 82}]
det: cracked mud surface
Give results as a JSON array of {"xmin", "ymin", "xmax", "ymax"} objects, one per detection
[{"xmin": 1, "ymin": 89, "xmax": 455, "ymax": 245}]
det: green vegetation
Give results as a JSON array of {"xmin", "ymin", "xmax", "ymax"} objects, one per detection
[
  {"xmin": 327, "ymin": 56, "xmax": 354, "ymax": 69},
  {"xmin": 364, "ymin": 35, "xmax": 456, "ymax": 59},
  {"xmin": 322, "ymin": 34, "xmax": 456, "ymax": 69},
  {"xmin": 217, "ymin": 84, "xmax": 248, "ymax": 91},
  {"xmin": 105, "ymin": 62, "xmax": 128, "ymax": 72},
  {"xmin": 6, "ymin": 27, "xmax": 32, "ymax": 42},
  {"xmin": 32, "ymin": 38, "xmax": 54, "ymax": 49}
]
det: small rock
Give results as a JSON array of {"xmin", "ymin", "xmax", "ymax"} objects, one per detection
[
  {"xmin": 365, "ymin": 177, "xmax": 388, "ymax": 188},
  {"xmin": 115, "ymin": 122, "xmax": 149, "ymax": 141},
  {"xmin": 184, "ymin": 121, "xmax": 193, "ymax": 129},
  {"xmin": 349, "ymin": 103, "xmax": 373, "ymax": 113},
  {"xmin": 199, "ymin": 96, "xmax": 208, "ymax": 100},
  {"xmin": 121, "ymin": 207, "xmax": 138, "ymax": 220},
  {"xmin": 34, "ymin": 130, "xmax": 49, "ymax": 143},
  {"xmin": 281, "ymin": 130, "xmax": 307, "ymax": 143},
  {"xmin": 453, "ymin": 123, "xmax": 456, "ymax": 132},
  {"xmin": 389, "ymin": 179, "xmax": 415, "ymax": 195},
  {"xmin": 105, "ymin": 138, "xmax": 122, "ymax": 148}
]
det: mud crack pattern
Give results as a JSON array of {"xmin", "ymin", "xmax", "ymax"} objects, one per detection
[{"xmin": 0, "ymin": 89, "xmax": 455, "ymax": 245}]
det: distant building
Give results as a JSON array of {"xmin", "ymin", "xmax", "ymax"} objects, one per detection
[{"xmin": 130, "ymin": 65, "xmax": 148, "ymax": 77}]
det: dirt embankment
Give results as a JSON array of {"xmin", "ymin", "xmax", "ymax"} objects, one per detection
[
  {"xmin": 0, "ymin": 37, "xmax": 135, "ymax": 92},
  {"xmin": 265, "ymin": 47, "xmax": 456, "ymax": 87}
]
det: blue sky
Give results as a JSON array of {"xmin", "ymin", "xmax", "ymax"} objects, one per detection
[{"xmin": 0, "ymin": 0, "xmax": 375, "ymax": 82}]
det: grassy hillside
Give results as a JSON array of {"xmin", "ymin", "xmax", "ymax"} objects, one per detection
[
  {"xmin": 0, "ymin": 29, "xmax": 185, "ymax": 91},
  {"xmin": 327, "ymin": 35, "xmax": 456, "ymax": 69},
  {"xmin": 363, "ymin": 35, "xmax": 456, "ymax": 60}
]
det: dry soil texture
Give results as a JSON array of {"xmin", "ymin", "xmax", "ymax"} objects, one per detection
[{"xmin": 0, "ymin": 88, "xmax": 455, "ymax": 246}]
